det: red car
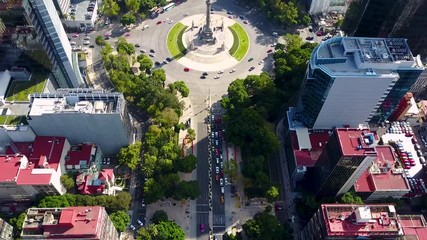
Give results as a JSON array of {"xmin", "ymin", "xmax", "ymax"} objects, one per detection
[
  {"xmin": 72, "ymin": 33, "xmax": 79, "ymax": 37},
  {"xmin": 267, "ymin": 49, "xmax": 273, "ymax": 53},
  {"xmin": 184, "ymin": 67, "xmax": 190, "ymax": 72},
  {"xmin": 157, "ymin": 21, "xmax": 162, "ymax": 25},
  {"xmin": 125, "ymin": 32, "xmax": 131, "ymax": 37}
]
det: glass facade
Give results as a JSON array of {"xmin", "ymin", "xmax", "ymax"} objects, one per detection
[
  {"xmin": 370, "ymin": 68, "xmax": 424, "ymax": 123},
  {"xmin": 314, "ymin": 131, "xmax": 366, "ymax": 197},
  {"xmin": 296, "ymin": 65, "xmax": 335, "ymax": 128}
]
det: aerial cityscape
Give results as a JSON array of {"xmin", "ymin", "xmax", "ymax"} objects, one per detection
[{"xmin": 1, "ymin": 0, "xmax": 427, "ymax": 239}]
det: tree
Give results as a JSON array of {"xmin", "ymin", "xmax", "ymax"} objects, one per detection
[
  {"xmin": 118, "ymin": 141, "xmax": 142, "ymax": 170},
  {"xmin": 102, "ymin": 0, "xmax": 120, "ymax": 17},
  {"xmin": 121, "ymin": 13, "xmax": 137, "ymax": 26},
  {"xmin": 151, "ymin": 210, "xmax": 168, "ymax": 224},
  {"xmin": 224, "ymin": 159, "xmax": 238, "ymax": 181},
  {"xmin": 156, "ymin": 107, "xmax": 179, "ymax": 127},
  {"xmin": 116, "ymin": 37, "xmax": 135, "ymax": 55},
  {"xmin": 137, "ymin": 54, "xmax": 153, "ymax": 73},
  {"xmin": 110, "ymin": 211, "xmax": 131, "ymax": 232},
  {"xmin": 175, "ymin": 154, "xmax": 197, "ymax": 173},
  {"xmin": 168, "ymin": 81, "xmax": 190, "ymax": 97},
  {"xmin": 10, "ymin": 212, "xmax": 26, "ymax": 234},
  {"xmin": 95, "ymin": 35, "xmax": 106, "ymax": 46},
  {"xmin": 173, "ymin": 180, "xmax": 200, "ymax": 200},
  {"xmin": 150, "ymin": 69, "xmax": 166, "ymax": 86},
  {"xmin": 341, "ymin": 192, "xmax": 363, "ymax": 204},
  {"xmin": 282, "ymin": 33, "xmax": 303, "ymax": 51},
  {"xmin": 266, "ymin": 186, "xmax": 279, "ymax": 203},
  {"xmin": 138, "ymin": 220, "xmax": 185, "ymax": 240},
  {"xmin": 101, "ymin": 43, "xmax": 113, "ymax": 56},
  {"xmin": 187, "ymin": 128, "xmax": 196, "ymax": 141},
  {"xmin": 243, "ymin": 212, "xmax": 291, "ymax": 240},
  {"xmin": 60, "ymin": 174, "xmax": 75, "ymax": 191},
  {"xmin": 125, "ymin": 0, "xmax": 140, "ymax": 13},
  {"xmin": 299, "ymin": 14, "xmax": 311, "ymax": 27}
]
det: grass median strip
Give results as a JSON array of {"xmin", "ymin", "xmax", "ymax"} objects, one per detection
[
  {"xmin": 167, "ymin": 22, "xmax": 188, "ymax": 59},
  {"xmin": 228, "ymin": 23, "xmax": 249, "ymax": 61}
]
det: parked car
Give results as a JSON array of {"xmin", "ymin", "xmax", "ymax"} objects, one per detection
[
  {"xmin": 200, "ymin": 224, "xmax": 205, "ymax": 233},
  {"xmin": 249, "ymin": 66, "xmax": 255, "ymax": 71},
  {"xmin": 137, "ymin": 219, "xmax": 144, "ymax": 226},
  {"xmin": 129, "ymin": 225, "xmax": 136, "ymax": 231}
]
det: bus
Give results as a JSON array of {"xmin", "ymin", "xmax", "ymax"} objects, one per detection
[{"xmin": 163, "ymin": 2, "xmax": 175, "ymax": 12}]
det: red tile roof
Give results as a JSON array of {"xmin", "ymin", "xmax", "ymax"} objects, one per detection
[
  {"xmin": 77, "ymin": 169, "xmax": 114, "ymax": 195},
  {"xmin": 66, "ymin": 144, "xmax": 94, "ymax": 166},
  {"xmin": 355, "ymin": 146, "xmax": 409, "ymax": 192},
  {"xmin": 291, "ymin": 130, "xmax": 329, "ymax": 167},
  {"xmin": 336, "ymin": 129, "xmax": 377, "ymax": 156},
  {"xmin": 24, "ymin": 206, "xmax": 104, "ymax": 238},
  {"xmin": 1, "ymin": 136, "xmax": 66, "ymax": 185},
  {"xmin": 0, "ymin": 155, "xmax": 25, "ymax": 182}
]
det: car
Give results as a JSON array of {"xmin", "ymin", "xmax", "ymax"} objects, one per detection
[
  {"xmin": 202, "ymin": 72, "xmax": 208, "ymax": 76},
  {"xmin": 221, "ymin": 161, "xmax": 224, "ymax": 169},
  {"xmin": 169, "ymin": 20, "xmax": 174, "ymax": 24},
  {"xmin": 200, "ymin": 75, "xmax": 206, "ymax": 79},
  {"xmin": 140, "ymin": 48, "xmax": 147, "ymax": 53},
  {"xmin": 239, "ymin": 15, "xmax": 244, "ymax": 19},
  {"xmin": 227, "ymin": 11, "xmax": 233, "ymax": 14},
  {"xmin": 220, "ymin": 178, "xmax": 224, "ymax": 186},
  {"xmin": 306, "ymin": 36, "xmax": 314, "ymax": 41},
  {"xmin": 221, "ymin": 187, "xmax": 224, "ymax": 194},
  {"xmin": 216, "ymin": 157, "xmax": 219, "ymax": 164},
  {"xmin": 272, "ymin": 32, "xmax": 278, "ymax": 36},
  {"xmin": 249, "ymin": 66, "xmax": 255, "ymax": 71},
  {"xmin": 258, "ymin": 60, "xmax": 264, "ymax": 65},
  {"xmin": 184, "ymin": 67, "xmax": 190, "ymax": 72},
  {"xmin": 215, "ymin": 139, "xmax": 219, "ymax": 146},
  {"xmin": 141, "ymin": 200, "xmax": 145, "ymax": 207},
  {"xmin": 316, "ymin": 31, "xmax": 325, "ymax": 36},
  {"xmin": 70, "ymin": 41, "xmax": 77, "ymax": 45},
  {"xmin": 216, "ymin": 166, "xmax": 219, "ymax": 174},
  {"xmin": 218, "ymin": 70, "xmax": 223, "ymax": 74},
  {"xmin": 129, "ymin": 225, "xmax": 136, "ymax": 231},
  {"xmin": 211, "ymin": 132, "xmax": 214, "ymax": 138},
  {"xmin": 135, "ymin": 43, "xmax": 141, "ymax": 47},
  {"xmin": 125, "ymin": 32, "xmax": 131, "ymax": 37},
  {"xmin": 229, "ymin": 69, "xmax": 236, "ymax": 73},
  {"xmin": 215, "ymin": 149, "xmax": 219, "ymax": 156},
  {"xmin": 228, "ymin": 15, "xmax": 233, "ymax": 19},
  {"xmin": 163, "ymin": 59, "xmax": 168, "ymax": 64},
  {"xmin": 150, "ymin": 49, "xmax": 156, "ymax": 53},
  {"xmin": 104, "ymin": 32, "xmax": 112, "ymax": 37},
  {"xmin": 149, "ymin": 53, "xmax": 155, "ymax": 57},
  {"xmin": 243, "ymin": 20, "xmax": 248, "ymax": 24},
  {"xmin": 216, "ymin": 175, "xmax": 219, "ymax": 181},
  {"xmin": 83, "ymin": 41, "xmax": 90, "ymax": 45},
  {"xmin": 137, "ymin": 219, "xmax": 144, "ymax": 226},
  {"xmin": 183, "ymin": 13, "xmax": 188, "ymax": 16},
  {"xmin": 267, "ymin": 49, "xmax": 273, "ymax": 53},
  {"xmin": 214, "ymin": 75, "xmax": 219, "ymax": 79},
  {"xmin": 105, "ymin": 18, "xmax": 110, "ymax": 25},
  {"xmin": 200, "ymin": 224, "xmax": 205, "ymax": 233},
  {"xmin": 72, "ymin": 33, "xmax": 79, "ymax": 37},
  {"xmin": 166, "ymin": 57, "xmax": 173, "ymax": 62},
  {"xmin": 214, "ymin": 132, "xmax": 218, "ymax": 138},
  {"xmin": 248, "ymin": 57, "xmax": 254, "ymax": 62},
  {"xmin": 106, "ymin": 158, "xmax": 111, "ymax": 164},
  {"xmin": 89, "ymin": 45, "xmax": 95, "ymax": 48},
  {"xmin": 157, "ymin": 21, "xmax": 162, "ymax": 25},
  {"xmin": 155, "ymin": 61, "xmax": 161, "ymax": 66},
  {"xmin": 84, "ymin": 36, "xmax": 90, "ymax": 40}
]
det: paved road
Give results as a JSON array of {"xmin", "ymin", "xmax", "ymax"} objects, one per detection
[{"xmin": 196, "ymin": 115, "xmax": 210, "ymax": 239}]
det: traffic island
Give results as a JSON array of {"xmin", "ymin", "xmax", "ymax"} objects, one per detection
[
  {"xmin": 167, "ymin": 22, "xmax": 189, "ymax": 59},
  {"xmin": 228, "ymin": 23, "xmax": 249, "ymax": 61}
]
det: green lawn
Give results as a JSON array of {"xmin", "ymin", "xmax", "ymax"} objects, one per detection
[
  {"xmin": 228, "ymin": 23, "xmax": 250, "ymax": 61},
  {"xmin": 6, "ymin": 73, "xmax": 47, "ymax": 102},
  {"xmin": 167, "ymin": 22, "xmax": 188, "ymax": 59},
  {"xmin": 0, "ymin": 115, "xmax": 28, "ymax": 125}
]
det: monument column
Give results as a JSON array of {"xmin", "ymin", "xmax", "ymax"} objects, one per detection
[{"xmin": 201, "ymin": 0, "xmax": 214, "ymax": 43}]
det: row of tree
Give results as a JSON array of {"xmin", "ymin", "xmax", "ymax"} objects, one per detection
[
  {"xmin": 99, "ymin": 37, "xmax": 199, "ymax": 203},
  {"xmin": 239, "ymin": 0, "xmax": 311, "ymax": 27},
  {"xmin": 242, "ymin": 208, "xmax": 292, "ymax": 240}
]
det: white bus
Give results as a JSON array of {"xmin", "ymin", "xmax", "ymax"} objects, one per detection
[{"xmin": 163, "ymin": 2, "xmax": 175, "ymax": 12}]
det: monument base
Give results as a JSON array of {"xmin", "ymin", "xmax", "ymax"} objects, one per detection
[{"xmin": 201, "ymin": 27, "xmax": 215, "ymax": 43}]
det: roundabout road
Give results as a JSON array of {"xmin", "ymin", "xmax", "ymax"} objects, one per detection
[{"xmin": 95, "ymin": 0, "xmax": 278, "ymax": 102}]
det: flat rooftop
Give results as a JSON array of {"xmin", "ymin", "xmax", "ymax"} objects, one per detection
[
  {"xmin": 313, "ymin": 37, "xmax": 422, "ymax": 76},
  {"xmin": 336, "ymin": 128, "xmax": 378, "ymax": 156},
  {"xmin": 398, "ymin": 215, "xmax": 427, "ymax": 238},
  {"xmin": 355, "ymin": 146, "xmax": 409, "ymax": 192},
  {"xmin": 66, "ymin": 143, "xmax": 95, "ymax": 166},
  {"xmin": 290, "ymin": 130, "xmax": 330, "ymax": 166},
  {"xmin": 321, "ymin": 204, "xmax": 399, "ymax": 237},
  {"xmin": 70, "ymin": 0, "xmax": 97, "ymax": 22},
  {"xmin": 23, "ymin": 206, "xmax": 103, "ymax": 238},
  {"xmin": 29, "ymin": 89, "xmax": 124, "ymax": 116}
]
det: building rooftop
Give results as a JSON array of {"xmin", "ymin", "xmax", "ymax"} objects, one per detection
[
  {"xmin": 355, "ymin": 146, "xmax": 409, "ymax": 192},
  {"xmin": 66, "ymin": 143, "xmax": 95, "ymax": 167},
  {"xmin": 336, "ymin": 128, "xmax": 378, "ymax": 156},
  {"xmin": 0, "ymin": 136, "xmax": 66, "ymax": 185},
  {"xmin": 312, "ymin": 37, "xmax": 423, "ymax": 76},
  {"xmin": 22, "ymin": 206, "xmax": 103, "ymax": 238},
  {"xmin": 291, "ymin": 130, "xmax": 330, "ymax": 166},
  {"xmin": 28, "ymin": 89, "xmax": 124, "ymax": 116},
  {"xmin": 77, "ymin": 168, "xmax": 114, "ymax": 195},
  {"xmin": 398, "ymin": 215, "xmax": 427, "ymax": 238},
  {"xmin": 321, "ymin": 204, "xmax": 400, "ymax": 237}
]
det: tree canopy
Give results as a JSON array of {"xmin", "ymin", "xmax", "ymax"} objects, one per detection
[
  {"xmin": 116, "ymin": 37, "xmax": 135, "ymax": 55},
  {"xmin": 101, "ymin": 0, "xmax": 120, "ymax": 17},
  {"xmin": 175, "ymin": 154, "xmax": 197, "ymax": 173},
  {"xmin": 60, "ymin": 174, "xmax": 75, "ymax": 191},
  {"xmin": 173, "ymin": 180, "xmax": 200, "ymax": 200},
  {"xmin": 151, "ymin": 210, "xmax": 168, "ymax": 224},
  {"xmin": 121, "ymin": 13, "xmax": 137, "ymax": 26},
  {"xmin": 243, "ymin": 212, "xmax": 291, "ymax": 240},
  {"xmin": 110, "ymin": 211, "xmax": 131, "ymax": 232},
  {"xmin": 168, "ymin": 81, "xmax": 190, "ymax": 97},
  {"xmin": 118, "ymin": 141, "xmax": 142, "ymax": 170},
  {"xmin": 95, "ymin": 35, "xmax": 106, "ymax": 46},
  {"xmin": 340, "ymin": 192, "xmax": 363, "ymax": 204},
  {"xmin": 137, "ymin": 220, "xmax": 185, "ymax": 240}
]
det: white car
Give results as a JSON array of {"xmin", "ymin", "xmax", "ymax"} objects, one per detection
[
  {"xmin": 70, "ymin": 41, "xmax": 77, "ymax": 45},
  {"xmin": 215, "ymin": 166, "xmax": 219, "ymax": 174},
  {"xmin": 137, "ymin": 219, "xmax": 144, "ymax": 226},
  {"xmin": 218, "ymin": 70, "xmax": 224, "ymax": 74},
  {"xmin": 129, "ymin": 225, "xmax": 136, "ymax": 231},
  {"xmin": 83, "ymin": 40, "xmax": 90, "ymax": 45},
  {"xmin": 220, "ymin": 178, "xmax": 224, "ymax": 186},
  {"xmin": 149, "ymin": 53, "xmax": 155, "ymax": 57},
  {"xmin": 84, "ymin": 36, "xmax": 90, "ymax": 40},
  {"xmin": 140, "ymin": 49, "xmax": 146, "ymax": 53},
  {"xmin": 214, "ymin": 75, "xmax": 220, "ymax": 79},
  {"xmin": 229, "ymin": 69, "xmax": 236, "ymax": 73},
  {"xmin": 221, "ymin": 187, "xmax": 224, "ymax": 194}
]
